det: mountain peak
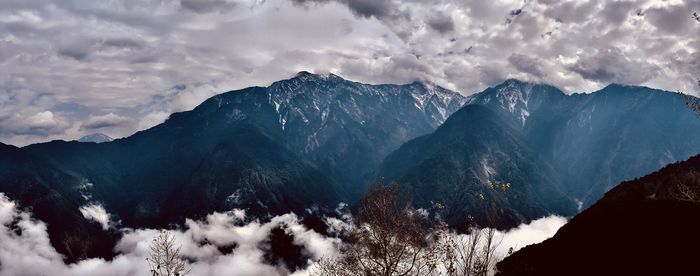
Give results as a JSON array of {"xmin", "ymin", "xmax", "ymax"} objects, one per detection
[
  {"xmin": 502, "ymin": 78, "xmax": 528, "ymax": 86},
  {"xmin": 77, "ymin": 133, "xmax": 113, "ymax": 143},
  {"xmin": 466, "ymin": 79, "xmax": 566, "ymax": 126},
  {"xmin": 292, "ymin": 71, "xmax": 344, "ymax": 82},
  {"xmin": 600, "ymin": 83, "xmax": 631, "ymax": 91}
]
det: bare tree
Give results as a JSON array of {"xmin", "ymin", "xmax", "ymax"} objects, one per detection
[
  {"xmin": 679, "ymin": 12, "xmax": 700, "ymax": 116},
  {"xmin": 666, "ymin": 171, "xmax": 700, "ymax": 202},
  {"xmin": 432, "ymin": 210, "xmax": 503, "ymax": 276},
  {"xmin": 313, "ymin": 181, "xmax": 506, "ymax": 276},
  {"xmin": 146, "ymin": 230, "xmax": 190, "ymax": 276},
  {"xmin": 313, "ymin": 181, "xmax": 437, "ymax": 276}
]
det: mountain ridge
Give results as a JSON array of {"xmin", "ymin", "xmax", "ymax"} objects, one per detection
[
  {"xmin": 3, "ymin": 73, "xmax": 700, "ymax": 263},
  {"xmin": 17, "ymin": 72, "xmax": 468, "ymax": 233},
  {"xmin": 459, "ymin": 79, "xmax": 700, "ymax": 206}
]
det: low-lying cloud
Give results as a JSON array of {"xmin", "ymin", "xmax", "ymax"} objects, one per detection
[
  {"xmin": 0, "ymin": 193, "xmax": 339, "ymax": 276},
  {"xmin": 0, "ymin": 193, "xmax": 566, "ymax": 275},
  {"xmin": 79, "ymin": 204, "xmax": 114, "ymax": 230}
]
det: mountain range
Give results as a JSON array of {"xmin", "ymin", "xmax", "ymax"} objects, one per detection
[
  {"xmin": 378, "ymin": 79, "xmax": 700, "ymax": 228},
  {"xmin": 1, "ymin": 72, "xmax": 699, "ymax": 261}
]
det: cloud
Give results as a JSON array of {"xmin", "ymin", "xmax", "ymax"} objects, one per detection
[
  {"xmin": 570, "ymin": 47, "xmax": 661, "ymax": 85},
  {"xmin": 427, "ymin": 13, "xmax": 455, "ymax": 34},
  {"xmin": 0, "ymin": 193, "xmax": 341, "ymax": 276},
  {"xmin": 541, "ymin": 0, "xmax": 599, "ymax": 24},
  {"xmin": 0, "ymin": 110, "xmax": 72, "ymax": 137},
  {"xmin": 1, "ymin": 0, "xmax": 699, "ymax": 145},
  {"xmin": 0, "ymin": 191, "xmax": 571, "ymax": 275},
  {"xmin": 645, "ymin": 3, "xmax": 695, "ymax": 35},
  {"xmin": 81, "ymin": 113, "xmax": 131, "ymax": 130},
  {"xmin": 293, "ymin": 0, "xmax": 395, "ymax": 19},
  {"xmin": 600, "ymin": 1, "xmax": 637, "ymax": 25},
  {"xmin": 493, "ymin": 215, "xmax": 567, "ymax": 256},
  {"xmin": 508, "ymin": 53, "xmax": 547, "ymax": 78},
  {"xmin": 342, "ymin": 0, "xmax": 395, "ymax": 18},
  {"xmin": 79, "ymin": 204, "xmax": 114, "ymax": 230},
  {"xmin": 434, "ymin": 215, "xmax": 567, "ymax": 274},
  {"xmin": 180, "ymin": 0, "xmax": 237, "ymax": 14}
]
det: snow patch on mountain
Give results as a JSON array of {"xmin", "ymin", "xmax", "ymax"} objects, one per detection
[
  {"xmin": 77, "ymin": 133, "xmax": 113, "ymax": 143},
  {"xmin": 265, "ymin": 72, "xmax": 466, "ymax": 150}
]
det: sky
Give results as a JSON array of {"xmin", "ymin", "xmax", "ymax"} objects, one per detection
[{"xmin": 0, "ymin": 0, "xmax": 699, "ymax": 146}]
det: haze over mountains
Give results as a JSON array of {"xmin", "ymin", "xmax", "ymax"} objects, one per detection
[{"xmin": 1, "ymin": 72, "xmax": 699, "ymax": 261}]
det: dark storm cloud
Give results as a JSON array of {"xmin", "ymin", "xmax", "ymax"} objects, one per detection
[
  {"xmin": 57, "ymin": 45, "xmax": 91, "ymax": 60},
  {"xmin": 570, "ymin": 47, "xmax": 660, "ymax": 85},
  {"xmin": 102, "ymin": 38, "xmax": 146, "ymax": 50},
  {"xmin": 180, "ymin": 0, "xmax": 237, "ymax": 14},
  {"xmin": 343, "ymin": 0, "xmax": 394, "ymax": 18},
  {"xmin": 81, "ymin": 113, "xmax": 132, "ymax": 130},
  {"xmin": 508, "ymin": 53, "xmax": 546, "ymax": 78},
  {"xmin": 292, "ymin": 0, "xmax": 394, "ymax": 18},
  {"xmin": 645, "ymin": 3, "xmax": 696, "ymax": 34},
  {"xmin": 427, "ymin": 13, "xmax": 455, "ymax": 34}
]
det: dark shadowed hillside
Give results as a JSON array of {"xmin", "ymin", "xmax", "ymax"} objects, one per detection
[
  {"xmin": 496, "ymin": 154, "xmax": 700, "ymax": 276},
  {"xmin": 0, "ymin": 143, "xmax": 116, "ymax": 261}
]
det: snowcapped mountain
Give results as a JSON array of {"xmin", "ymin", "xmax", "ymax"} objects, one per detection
[
  {"xmin": 4, "ymin": 74, "xmax": 700, "ymax": 263},
  {"xmin": 263, "ymin": 71, "xmax": 467, "ymax": 194},
  {"xmin": 466, "ymin": 79, "xmax": 567, "ymax": 127},
  {"xmin": 77, "ymin": 133, "xmax": 113, "ymax": 143},
  {"xmin": 268, "ymin": 71, "xmax": 465, "ymax": 134},
  {"xmin": 396, "ymin": 79, "xmax": 700, "ymax": 211},
  {"xmin": 7, "ymin": 72, "xmax": 467, "ymax": 261}
]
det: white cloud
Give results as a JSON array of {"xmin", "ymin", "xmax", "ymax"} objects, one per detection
[
  {"xmin": 79, "ymin": 204, "xmax": 113, "ymax": 230},
  {"xmin": 0, "ymin": 110, "xmax": 71, "ymax": 136},
  {"xmin": 0, "ymin": 193, "xmax": 342, "ymax": 276},
  {"xmin": 0, "ymin": 191, "xmax": 570, "ymax": 276},
  {"xmin": 1, "ymin": 0, "xmax": 698, "ymax": 145},
  {"xmin": 493, "ymin": 215, "xmax": 567, "ymax": 257}
]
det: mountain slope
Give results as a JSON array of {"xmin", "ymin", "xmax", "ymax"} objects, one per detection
[
  {"xmin": 496, "ymin": 154, "xmax": 700, "ymax": 276},
  {"xmin": 0, "ymin": 142, "xmax": 116, "ymax": 261},
  {"xmin": 23, "ymin": 87, "xmax": 337, "ymax": 228},
  {"xmin": 466, "ymin": 80, "xmax": 700, "ymax": 206},
  {"xmin": 379, "ymin": 105, "xmax": 576, "ymax": 229},
  {"xmin": 268, "ymin": 72, "xmax": 466, "ymax": 196},
  {"xmin": 18, "ymin": 72, "xmax": 466, "ymax": 229}
]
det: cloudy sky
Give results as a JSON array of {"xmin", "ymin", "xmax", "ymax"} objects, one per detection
[{"xmin": 1, "ymin": 0, "xmax": 699, "ymax": 146}]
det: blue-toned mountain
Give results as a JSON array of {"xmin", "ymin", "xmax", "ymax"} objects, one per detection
[
  {"xmin": 466, "ymin": 80, "xmax": 700, "ymax": 206},
  {"xmin": 378, "ymin": 79, "xmax": 700, "ymax": 228},
  {"xmin": 18, "ymin": 72, "xmax": 467, "ymax": 231}
]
